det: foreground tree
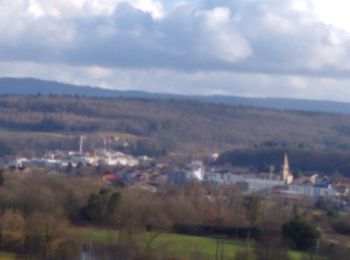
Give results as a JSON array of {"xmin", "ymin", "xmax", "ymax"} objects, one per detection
[
  {"xmin": 0, "ymin": 169, "xmax": 4, "ymax": 186},
  {"xmin": 0, "ymin": 210, "xmax": 25, "ymax": 251},
  {"xmin": 26, "ymin": 212, "xmax": 82, "ymax": 259},
  {"xmin": 244, "ymin": 195, "xmax": 261, "ymax": 226},
  {"xmin": 80, "ymin": 188, "xmax": 120, "ymax": 226},
  {"xmin": 282, "ymin": 216, "xmax": 320, "ymax": 251}
]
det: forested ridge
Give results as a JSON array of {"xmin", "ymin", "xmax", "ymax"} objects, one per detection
[
  {"xmin": 3, "ymin": 77, "xmax": 350, "ymax": 115},
  {"xmin": 1, "ymin": 95, "xmax": 350, "ymax": 155},
  {"xmin": 217, "ymin": 147, "xmax": 350, "ymax": 176}
]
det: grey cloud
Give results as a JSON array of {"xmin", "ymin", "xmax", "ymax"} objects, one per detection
[
  {"xmin": 0, "ymin": 0, "xmax": 350, "ymax": 79},
  {"xmin": 66, "ymin": 3, "xmax": 251, "ymax": 69}
]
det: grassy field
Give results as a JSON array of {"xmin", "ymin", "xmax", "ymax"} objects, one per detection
[
  {"xmin": 78, "ymin": 227, "xmax": 303, "ymax": 260},
  {"xmin": 0, "ymin": 228, "xmax": 304, "ymax": 260},
  {"xmin": 149, "ymin": 233, "xmax": 249, "ymax": 259},
  {"xmin": 0, "ymin": 252, "xmax": 16, "ymax": 260}
]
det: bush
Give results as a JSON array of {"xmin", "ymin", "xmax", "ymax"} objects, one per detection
[
  {"xmin": 80, "ymin": 188, "xmax": 120, "ymax": 226},
  {"xmin": 332, "ymin": 215, "xmax": 350, "ymax": 235},
  {"xmin": 282, "ymin": 216, "xmax": 320, "ymax": 251}
]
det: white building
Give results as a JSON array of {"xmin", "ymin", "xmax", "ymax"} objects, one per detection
[
  {"xmin": 205, "ymin": 172, "xmax": 284, "ymax": 193},
  {"xmin": 97, "ymin": 150, "xmax": 139, "ymax": 167}
]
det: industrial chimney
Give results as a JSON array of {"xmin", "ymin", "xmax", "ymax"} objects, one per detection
[{"xmin": 79, "ymin": 135, "xmax": 84, "ymax": 155}]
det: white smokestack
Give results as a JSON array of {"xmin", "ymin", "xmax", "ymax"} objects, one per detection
[{"xmin": 79, "ymin": 135, "xmax": 84, "ymax": 155}]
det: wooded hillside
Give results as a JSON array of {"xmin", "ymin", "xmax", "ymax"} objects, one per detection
[{"xmin": 1, "ymin": 96, "xmax": 350, "ymax": 155}]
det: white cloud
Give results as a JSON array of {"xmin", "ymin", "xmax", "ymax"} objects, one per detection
[
  {"xmin": 1, "ymin": 0, "xmax": 350, "ymax": 101},
  {"xmin": 1, "ymin": 0, "xmax": 349, "ymax": 73},
  {"xmin": 25, "ymin": 0, "xmax": 165, "ymax": 19},
  {"xmin": 197, "ymin": 7, "xmax": 252, "ymax": 62},
  {"xmin": 311, "ymin": 0, "xmax": 350, "ymax": 33},
  {"xmin": 261, "ymin": 13, "xmax": 296, "ymax": 35}
]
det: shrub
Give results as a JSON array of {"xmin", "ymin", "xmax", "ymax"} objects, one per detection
[{"xmin": 282, "ymin": 216, "xmax": 320, "ymax": 251}]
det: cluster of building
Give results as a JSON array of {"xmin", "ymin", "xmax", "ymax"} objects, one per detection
[
  {"xmin": 2, "ymin": 134, "xmax": 345, "ymax": 201},
  {"xmin": 167, "ymin": 154, "xmax": 341, "ymax": 199},
  {"xmin": 4, "ymin": 136, "xmax": 144, "ymax": 170}
]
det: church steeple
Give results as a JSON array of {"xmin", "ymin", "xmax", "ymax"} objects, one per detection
[{"xmin": 282, "ymin": 153, "xmax": 293, "ymax": 184}]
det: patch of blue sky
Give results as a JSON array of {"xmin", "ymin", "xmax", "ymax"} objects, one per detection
[{"xmin": 163, "ymin": 0, "xmax": 200, "ymax": 9}]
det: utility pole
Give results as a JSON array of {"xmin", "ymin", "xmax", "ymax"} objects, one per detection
[
  {"xmin": 315, "ymin": 239, "xmax": 320, "ymax": 259},
  {"xmin": 216, "ymin": 239, "xmax": 219, "ymax": 260},
  {"xmin": 86, "ymin": 239, "xmax": 92, "ymax": 260},
  {"xmin": 216, "ymin": 238, "xmax": 225, "ymax": 260},
  {"xmin": 221, "ymin": 239, "xmax": 224, "ymax": 260},
  {"xmin": 246, "ymin": 230, "xmax": 251, "ymax": 247}
]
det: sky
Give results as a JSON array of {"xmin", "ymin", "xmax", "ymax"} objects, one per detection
[{"xmin": 1, "ymin": 0, "xmax": 350, "ymax": 101}]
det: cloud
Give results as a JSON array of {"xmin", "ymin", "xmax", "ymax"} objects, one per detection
[
  {"xmin": 196, "ymin": 7, "xmax": 252, "ymax": 62},
  {"xmin": 1, "ymin": 0, "xmax": 350, "ymax": 100},
  {"xmin": 1, "ymin": 0, "xmax": 349, "ymax": 74}
]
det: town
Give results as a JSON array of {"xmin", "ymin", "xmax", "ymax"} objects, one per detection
[
  {"xmin": 3, "ymin": 0, "xmax": 350, "ymax": 258},
  {"xmin": 2, "ymin": 135, "xmax": 347, "ymax": 204}
]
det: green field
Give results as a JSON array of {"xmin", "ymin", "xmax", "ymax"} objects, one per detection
[
  {"xmin": 0, "ymin": 252, "xmax": 15, "ymax": 260},
  {"xmin": 0, "ymin": 228, "xmax": 304, "ymax": 260},
  {"xmin": 149, "ymin": 233, "xmax": 249, "ymax": 259},
  {"xmin": 79, "ymin": 228, "xmax": 303, "ymax": 260}
]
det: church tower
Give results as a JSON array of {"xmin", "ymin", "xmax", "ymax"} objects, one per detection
[{"xmin": 282, "ymin": 154, "xmax": 293, "ymax": 184}]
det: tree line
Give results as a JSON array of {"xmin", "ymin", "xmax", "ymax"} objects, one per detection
[
  {"xmin": 217, "ymin": 147, "xmax": 350, "ymax": 176},
  {"xmin": 0, "ymin": 168, "xmax": 348, "ymax": 259},
  {"xmin": 3, "ymin": 95, "xmax": 350, "ymax": 155}
]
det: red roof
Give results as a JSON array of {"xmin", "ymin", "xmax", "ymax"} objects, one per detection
[
  {"xmin": 335, "ymin": 177, "xmax": 350, "ymax": 185},
  {"xmin": 102, "ymin": 173, "xmax": 120, "ymax": 182}
]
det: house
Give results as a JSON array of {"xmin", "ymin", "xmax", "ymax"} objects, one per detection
[{"xmin": 102, "ymin": 173, "xmax": 121, "ymax": 185}]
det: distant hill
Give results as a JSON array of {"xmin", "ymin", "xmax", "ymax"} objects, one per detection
[
  {"xmin": 2, "ymin": 77, "xmax": 350, "ymax": 115},
  {"xmin": 0, "ymin": 77, "xmax": 152, "ymax": 98},
  {"xmin": 2, "ymin": 95, "xmax": 350, "ymax": 154}
]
